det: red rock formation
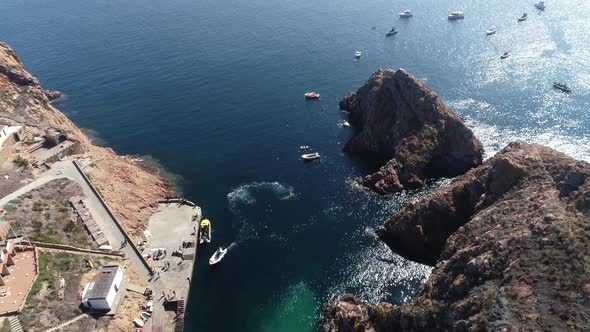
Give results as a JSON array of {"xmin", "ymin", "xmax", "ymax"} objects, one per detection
[
  {"xmin": 327, "ymin": 142, "xmax": 590, "ymax": 331},
  {"xmin": 340, "ymin": 69, "xmax": 483, "ymax": 193}
]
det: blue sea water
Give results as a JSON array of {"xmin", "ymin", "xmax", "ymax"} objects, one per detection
[{"xmin": 2, "ymin": 0, "xmax": 590, "ymax": 330}]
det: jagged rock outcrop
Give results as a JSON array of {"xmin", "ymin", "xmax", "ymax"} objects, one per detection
[
  {"xmin": 327, "ymin": 142, "xmax": 590, "ymax": 331},
  {"xmin": 44, "ymin": 90, "xmax": 63, "ymax": 102},
  {"xmin": 340, "ymin": 69, "xmax": 483, "ymax": 193},
  {"xmin": 0, "ymin": 41, "xmax": 172, "ymax": 239}
]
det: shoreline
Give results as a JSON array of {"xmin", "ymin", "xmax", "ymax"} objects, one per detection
[{"xmin": 0, "ymin": 40, "xmax": 195, "ymax": 331}]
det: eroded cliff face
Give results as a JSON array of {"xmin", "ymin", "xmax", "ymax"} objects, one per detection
[
  {"xmin": 340, "ymin": 69, "xmax": 483, "ymax": 193},
  {"xmin": 327, "ymin": 142, "xmax": 590, "ymax": 331},
  {"xmin": 0, "ymin": 41, "xmax": 172, "ymax": 239}
]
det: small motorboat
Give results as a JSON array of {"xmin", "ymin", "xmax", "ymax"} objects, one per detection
[
  {"xmin": 399, "ymin": 10, "xmax": 413, "ymax": 18},
  {"xmin": 304, "ymin": 92, "xmax": 320, "ymax": 99},
  {"xmin": 354, "ymin": 50, "xmax": 362, "ymax": 59},
  {"xmin": 209, "ymin": 247, "xmax": 228, "ymax": 265},
  {"xmin": 500, "ymin": 52, "xmax": 510, "ymax": 59},
  {"xmin": 301, "ymin": 152, "xmax": 321, "ymax": 161},
  {"xmin": 300, "ymin": 145, "xmax": 311, "ymax": 152},
  {"xmin": 518, "ymin": 13, "xmax": 528, "ymax": 21},
  {"xmin": 553, "ymin": 82, "xmax": 571, "ymax": 93},
  {"xmin": 199, "ymin": 219, "xmax": 211, "ymax": 244},
  {"xmin": 386, "ymin": 26, "xmax": 399, "ymax": 36},
  {"xmin": 448, "ymin": 11, "xmax": 464, "ymax": 20},
  {"xmin": 338, "ymin": 120, "xmax": 351, "ymax": 128},
  {"xmin": 486, "ymin": 27, "xmax": 496, "ymax": 35},
  {"xmin": 535, "ymin": 1, "xmax": 545, "ymax": 10}
]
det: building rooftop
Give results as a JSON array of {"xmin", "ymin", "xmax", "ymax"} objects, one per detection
[
  {"xmin": 85, "ymin": 265, "xmax": 119, "ymax": 300},
  {"xmin": 0, "ymin": 249, "xmax": 37, "ymax": 315}
]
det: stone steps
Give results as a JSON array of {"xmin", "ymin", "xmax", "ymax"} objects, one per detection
[{"xmin": 8, "ymin": 316, "xmax": 23, "ymax": 332}]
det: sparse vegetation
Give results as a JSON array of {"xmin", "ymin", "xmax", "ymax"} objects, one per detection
[
  {"xmin": 2, "ymin": 179, "xmax": 93, "ymax": 248},
  {"xmin": 12, "ymin": 155, "xmax": 29, "ymax": 169},
  {"xmin": 21, "ymin": 252, "xmax": 107, "ymax": 331}
]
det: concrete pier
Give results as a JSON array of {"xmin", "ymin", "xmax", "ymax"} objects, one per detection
[{"xmin": 143, "ymin": 203, "xmax": 201, "ymax": 332}]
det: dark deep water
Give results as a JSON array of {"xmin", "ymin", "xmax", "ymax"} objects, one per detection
[{"xmin": 2, "ymin": 0, "xmax": 590, "ymax": 330}]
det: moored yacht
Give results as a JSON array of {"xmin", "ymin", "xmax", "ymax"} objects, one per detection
[
  {"xmin": 354, "ymin": 50, "xmax": 362, "ymax": 59},
  {"xmin": 399, "ymin": 10, "xmax": 413, "ymax": 18},
  {"xmin": 304, "ymin": 92, "xmax": 320, "ymax": 99},
  {"xmin": 448, "ymin": 11, "xmax": 464, "ymax": 20}
]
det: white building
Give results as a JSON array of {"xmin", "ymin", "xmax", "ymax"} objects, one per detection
[{"xmin": 81, "ymin": 265, "xmax": 123, "ymax": 311}]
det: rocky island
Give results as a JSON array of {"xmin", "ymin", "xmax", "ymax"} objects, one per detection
[
  {"xmin": 328, "ymin": 71, "xmax": 590, "ymax": 331},
  {"xmin": 340, "ymin": 69, "xmax": 483, "ymax": 193}
]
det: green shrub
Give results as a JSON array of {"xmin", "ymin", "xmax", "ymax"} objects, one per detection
[{"xmin": 13, "ymin": 155, "xmax": 29, "ymax": 169}]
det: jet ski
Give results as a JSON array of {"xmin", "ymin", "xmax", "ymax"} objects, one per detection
[{"xmin": 209, "ymin": 247, "xmax": 228, "ymax": 265}]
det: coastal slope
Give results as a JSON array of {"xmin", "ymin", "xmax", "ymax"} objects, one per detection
[
  {"xmin": 0, "ymin": 41, "xmax": 172, "ymax": 239},
  {"xmin": 327, "ymin": 142, "xmax": 590, "ymax": 331},
  {"xmin": 340, "ymin": 69, "xmax": 483, "ymax": 193}
]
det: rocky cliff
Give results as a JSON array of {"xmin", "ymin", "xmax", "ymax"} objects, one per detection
[
  {"xmin": 340, "ymin": 69, "xmax": 483, "ymax": 193},
  {"xmin": 0, "ymin": 41, "xmax": 172, "ymax": 239},
  {"xmin": 327, "ymin": 142, "xmax": 590, "ymax": 331}
]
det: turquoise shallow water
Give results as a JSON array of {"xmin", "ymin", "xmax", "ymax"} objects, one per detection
[{"xmin": 1, "ymin": 0, "xmax": 590, "ymax": 330}]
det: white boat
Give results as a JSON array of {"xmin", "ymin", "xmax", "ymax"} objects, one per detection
[
  {"xmin": 486, "ymin": 27, "xmax": 496, "ymax": 35},
  {"xmin": 448, "ymin": 11, "xmax": 464, "ymax": 20},
  {"xmin": 535, "ymin": 1, "xmax": 545, "ymax": 10},
  {"xmin": 301, "ymin": 152, "xmax": 321, "ymax": 161},
  {"xmin": 304, "ymin": 92, "xmax": 320, "ymax": 99},
  {"xmin": 518, "ymin": 13, "xmax": 528, "ymax": 21},
  {"xmin": 133, "ymin": 318, "xmax": 144, "ymax": 328},
  {"xmin": 209, "ymin": 247, "xmax": 228, "ymax": 265},
  {"xmin": 399, "ymin": 10, "xmax": 413, "ymax": 18},
  {"xmin": 300, "ymin": 145, "xmax": 311, "ymax": 151},
  {"xmin": 500, "ymin": 52, "xmax": 510, "ymax": 59},
  {"xmin": 354, "ymin": 50, "xmax": 362, "ymax": 59},
  {"xmin": 199, "ymin": 219, "xmax": 211, "ymax": 244}
]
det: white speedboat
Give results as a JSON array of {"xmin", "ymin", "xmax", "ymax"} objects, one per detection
[
  {"xmin": 486, "ymin": 27, "xmax": 496, "ymax": 35},
  {"xmin": 518, "ymin": 13, "xmax": 528, "ymax": 21},
  {"xmin": 399, "ymin": 10, "xmax": 413, "ymax": 18},
  {"xmin": 386, "ymin": 26, "xmax": 399, "ymax": 36},
  {"xmin": 209, "ymin": 247, "xmax": 227, "ymax": 265},
  {"xmin": 354, "ymin": 50, "xmax": 362, "ymax": 59},
  {"xmin": 500, "ymin": 52, "xmax": 510, "ymax": 59},
  {"xmin": 304, "ymin": 92, "xmax": 320, "ymax": 99},
  {"xmin": 535, "ymin": 1, "xmax": 545, "ymax": 10},
  {"xmin": 448, "ymin": 11, "xmax": 464, "ymax": 20},
  {"xmin": 302, "ymin": 152, "xmax": 321, "ymax": 161}
]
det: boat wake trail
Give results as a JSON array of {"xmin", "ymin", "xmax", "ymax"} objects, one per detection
[
  {"xmin": 226, "ymin": 181, "xmax": 297, "ymax": 241},
  {"xmin": 226, "ymin": 241, "xmax": 238, "ymax": 251}
]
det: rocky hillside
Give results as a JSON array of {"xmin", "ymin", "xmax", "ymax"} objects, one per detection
[
  {"xmin": 327, "ymin": 142, "xmax": 590, "ymax": 331},
  {"xmin": 0, "ymin": 41, "xmax": 172, "ymax": 239},
  {"xmin": 340, "ymin": 69, "xmax": 483, "ymax": 193}
]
